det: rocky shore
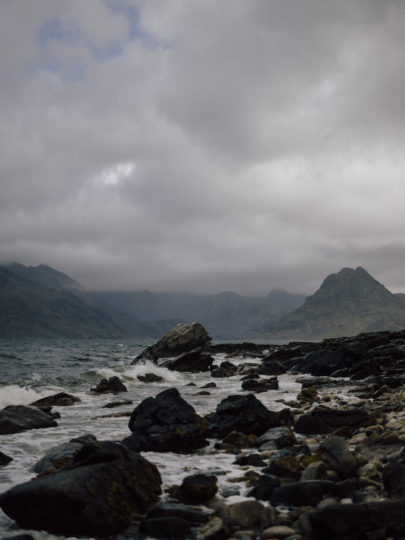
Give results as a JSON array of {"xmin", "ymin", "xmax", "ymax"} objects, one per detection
[{"xmin": 2, "ymin": 324, "xmax": 405, "ymax": 539}]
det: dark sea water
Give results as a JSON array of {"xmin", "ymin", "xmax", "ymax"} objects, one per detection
[{"xmin": 0, "ymin": 339, "xmax": 302, "ymax": 540}]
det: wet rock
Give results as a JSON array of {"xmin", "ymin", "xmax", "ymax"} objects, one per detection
[
  {"xmin": 0, "ymin": 405, "xmax": 57, "ymax": 434},
  {"xmin": 217, "ymin": 500, "xmax": 275, "ymax": 530},
  {"xmin": 137, "ymin": 373, "xmax": 163, "ymax": 383},
  {"xmin": 247, "ymin": 474, "xmax": 281, "ymax": 500},
  {"xmin": 258, "ymin": 426, "xmax": 296, "ymax": 450},
  {"xmin": 271, "ymin": 479, "xmax": 356, "ymax": 507},
  {"xmin": 205, "ymin": 394, "xmax": 292, "ymax": 438},
  {"xmin": 382, "ymin": 458, "xmax": 405, "ymax": 498},
  {"xmin": 319, "ymin": 436, "xmax": 358, "ymax": 478},
  {"xmin": 102, "ymin": 399, "xmax": 133, "ymax": 408},
  {"xmin": 0, "ymin": 450, "xmax": 12, "ymax": 466},
  {"xmin": 234, "ymin": 454, "xmax": 267, "ymax": 467},
  {"xmin": 0, "ymin": 442, "xmax": 161, "ymax": 537},
  {"xmin": 211, "ymin": 361, "xmax": 238, "ymax": 378},
  {"xmin": 266, "ymin": 449, "xmax": 302, "ymax": 479},
  {"xmin": 91, "ymin": 376, "xmax": 127, "ymax": 394},
  {"xmin": 293, "ymin": 347, "xmax": 359, "ymax": 377},
  {"xmin": 241, "ymin": 377, "xmax": 279, "ymax": 393},
  {"xmin": 125, "ymin": 387, "xmax": 208, "ymax": 452},
  {"xmin": 299, "ymin": 499, "xmax": 405, "ymax": 540},
  {"xmin": 262, "ymin": 525, "xmax": 297, "ymax": 539},
  {"xmin": 300, "ymin": 461, "xmax": 327, "ymax": 481},
  {"xmin": 197, "ymin": 515, "xmax": 229, "ymax": 539},
  {"xmin": 295, "ymin": 405, "xmax": 370, "ymax": 435},
  {"xmin": 139, "ymin": 516, "xmax": 192, "ymax": 539},
  {"xmin": 30, "ymin": 392, "xmax": 81, "ymax": 407},
  {"xmin": 222, "ymin": 431, "xmax": 255, "ymax": 449},
  {"xmin": 259, "ymin": 360, "xmax": 288, "ymax": 376},
  {"xmin": 167, "ymin": 347, "xmax": 214, "ymax": 372},
  {"xmin": 135, "ymin": 322, "xmax": 211, "ymax": 362},
  {"xmin": 146, "ymin": 502, "xmax": 210, "ymax": 525},
  {"xmin": 172, "ymin": 473, "xmax": 218, "ymax": 504},
  {"xmin": 297, "ymin": 386, "xmax": 319, "ymax": 404}
]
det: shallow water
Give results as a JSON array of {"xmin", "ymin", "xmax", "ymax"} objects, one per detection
[{"xmin": 0, "ymin": 338, "xmax": 303, "ymax": 539}]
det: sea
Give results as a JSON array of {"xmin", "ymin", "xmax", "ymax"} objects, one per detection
[{"xmin": 0, "ymin": 338, "xmax": 305, "ymax": 540}]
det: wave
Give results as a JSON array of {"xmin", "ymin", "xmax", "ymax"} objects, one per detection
[
  {"xmin": 0, "ymin": 385, "xmax": 48, "ymax": 409},
  {"xmin": 124, "ymin": 360, "xmax": 183, "ymax": 384}
]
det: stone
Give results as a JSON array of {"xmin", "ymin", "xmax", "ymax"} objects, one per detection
[
  {"xmin": 234, "ymin": 454, "xmax": 267, "ymax": 467},
  {"xmin": 299, "ymin": 500, "xmax": 405, "ymax": 540},
  {"xmin": 0, "ymin": 450, "xmax": 13, "ymax": 466},
  {"xmin": 382, "ymin": 458, "xmax": 405, "ymax": 498},
  {"xmin": 134, "ymin": 322, "xmax": 211, "ymax": 362},
  {"xmin": 137, "ymin": 373, "xmax": 163, "ymax": 383},
  {"xmin": 217, "ymin": 500, "xmax": 274, "ymax": 530},
  {"xmin": 262, "ymin": 525, "xmax": 297, "ymax": 539},
  {"xmin": 0, "ymin": 405, "xmax": 57, "ymax": 434},
  {"xmin": 146, "ymin": 502, "xmax": 210, "ymax": 525},
  {"xmin": 300, "ymin": 461, "xmax": 327, "ymax": 481},
  {"xmin": 125, "ymin": 387, "xmax": 208, "ymax": 452},
  {"xmin": 295, "ymin": 405, "xmax": 370, "ymax": 435},
  {"xmin": 211, "ymin": 361, "xmax": 238, "ymax": 378},
  {"xmin": 32, "ymin": 440, "xmax": 87, "ymax": 476},
  {"xmin": 139, "ymin": 516, "xmax": 192, "ymax": 538},
  {"xmin": 197, "ymin": 516, "xmax": 229, "ymax": 540},
  {"xmin": 102, "ymin": 399, "xmax": 133, "ymax": 408},
  {"xmin": 259, "ymin": 360, "xmax": 288, "ymax": 376},
  {"xmin": 319, "ymin": 436, "xmax": 358, "ymax": 478},
  {"xmin": 247, "ymin": 474, "xmax": 281, "ymax": 500},
  {"xmin": 0, "ymin": 442, "xmax": 161, "ymax": 537},
  {"xmin": 30, "ymin": 392, "xmax": 80, "ymax": 407},
  {"xmin": 205, "ymin": 394, "xmax": 292, "ymax": 438},
  {"xmin": 271, "ymin": 480, "xmax": 356, "ymax": 507},
  {"xmin": 222, "ymin": 431, "xmax": 254, "ymax": 448},
  {"xmin": 241, "ymin": 377, "xmax": 279, "ymax": 393},
  {"xmin": 167, "ymin": 347, "xmax": 214, "ymax": 372},
  {"xmin": 173, "ymin": 473, "xmax": 218, "ymax": 504},
  {"xmin": 91, "ymin": 376, "xmax": 127, "ymax": 393},
  {"xmin": 258, "ymin": 427, "xmax": 296, "ymax": 450}
]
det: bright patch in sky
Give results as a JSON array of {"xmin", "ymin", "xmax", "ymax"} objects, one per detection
[{"xmin": 99, "ymin": 162, "xmax": 135, "ymax": 186}]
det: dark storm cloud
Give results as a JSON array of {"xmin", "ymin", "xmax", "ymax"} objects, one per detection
[{"xmin": 1, "ymin": 0, "xmax": 405, "ymax": 295}]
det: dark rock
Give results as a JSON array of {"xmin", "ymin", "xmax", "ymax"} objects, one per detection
[
  {"xmin": 300, "ymin": 500, "xmax": 405, "ymax": 540},
  {"xmin": 167, "ymin": 347, "xmax": 214, "ymax": 372},
  {"xmin": 257, "ymin": 426, "xmax": 296, "ymax": 450},
  {"xmin": 382, "ymin": 458, "xmax": 405, "ymax": 498},
  {"xmin": 295, "ymin": 405, "xmax": 370, "ymax": 434},
  {"xmin": 319, "ymin": 436, "xmax": 358, "ymax": 478},
  {"xmin": 173, "ymin": 473, "xmax": 218, "ymax": 504},
  {"xmin": 137, "ymin": 373, "xmax": 163, "ymax": 383},
  {"xmin": 139, "ymin": 516, "xmax": 192, "ymax": 539},
  {"xmin": 0, "ymin": 405, "xmax": 57, "ymax": 434},
  {"xmin": 211, "ymin": 361, "xmax": 238, "ymax": 378},
  {"xmin": 300, "ymin": 461, "xmax": 327, "ymax": 481},
  {"xmin": 197, "ymin": 515, "xmax": 229, "ymax": 539},
  {"xmin": 247, "ymin": 474, "xmax": 281, "ymax": 500},
  {"xmin": 294, "ymin": 347, "xmax": 358, "ymax": 376},
  {"xmin": 297, "ymin": 386, "xmax": 319, "ymax": 403},
  {"xmin": 241, "ymin": 376, "xmax": 279, "ymax": 393},
  {"xmin": 205, "ymin": 394, "xmax": 292, "ymax": 438},
  {"xmin": 146, "ymin": 502, "xmax": 210, "ymax": 524},
  {"xmin": 216, "ymin": 500, "xmax": 274, "ymax": 530},
  {"xmin": 102, "ymin": 399, "xmax": 133, "ymax": 408},
  {"xmin": 234, "ymin": 454, "xmax": 267, "ymax": 467},
  {"xmin": 266, "ymin": 450, "xmax": 301, "ymax": 479},
  {"xmin": 30, "ymin": 392, "xmax": 81, "ymax": 407},
  {"xmin": 32, "ymin": 441, "xmax": 86, "ymax": 476},
  {"xmin": 135, "ymin": 322, "xmax": 211, "ymax": 362},
  {"xmin": 202, "ymin": 382, "xmax": 217, "ymax": 389},
  {"xmin": 0, "ymin": 442, "xmax": 161, "ymax": 537},
  {"xmin": 271, "ymin": 479, "xmax": 355, "ymax": 507},
  {"xmin": 91, "ymin": 376, "xmax": 127, "ymax": 394},
  {"xmin": 259, "ymin": 360, "xmax": 288, "ymax": 376},
  {"xmin": 0, "ymin": 450, "xmax": 13, "ymax": 466},
  {"xmin": 126, "ymin": 388, "xmax": 207, "ymax": 452},
  {"xmin": 221, "ymin": 431, "xmax": 254, "ymax": 448}
]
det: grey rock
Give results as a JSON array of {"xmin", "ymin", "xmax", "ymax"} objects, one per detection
[{"xmin": 0, "ymin": 405, "xmax": 57, "ymax": 434}]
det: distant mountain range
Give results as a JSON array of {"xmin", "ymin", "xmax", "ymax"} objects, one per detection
[{"xmin": 1, "ymin": 263, "xmax": 405, "ymax": 340}]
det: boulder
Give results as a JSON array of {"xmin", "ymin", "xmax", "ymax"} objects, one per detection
[
  {"xmin": 0, "ymin": 405, "xmax": 57, "ymax": 434},
  {"xmin": 259, "ymin": 360, "xmax": 288, "ymax": 376},
  {"xmin": 166, "ymin": 347, "xmax": 214, "ymax": 372},
  {"xmin": 216, "ymin": 500, "xmax": 274, "ymax": 530},
  {"xmin": 205, "ymin": 394, "xmax": 292, "ymax": 439},
  {"xmin": 125, "ymin": 388, "xmax": 208, "ymax": 452},
  {"xmin": 0, "ymin": 442, "xmax": 161, "ymax": 537},
  {"xmin": 172, "ymin": 473, "xmax": 218, "ymax": 504},
  {"xmin": 293, "ymin": 347, "xmax": 359, "ymax": 376},
  {"xmin": 300, "ymin": 500, "xmax": 405, "ymax": 540},
  {"xmin": 134, "ymin": 322, "xmax": 211, "ymax": 362},
  {"xmin": 234, "ymin": 453, "xmax": 267, "ymax": 467},
  {"xmin": 382, "ymin": 458, "xmax": 405, "ymax": 498},
  {"xmin": 146, "ymin": 503, "xmax": 210, "ymax": 525},
  {"xmin": 257, "ymin": 426, "xmax": 295, "ymax": 451},
  {"xmin": 247, "ymin": 474, "xmax": 281, "ymax": 500},
  {"xmin": 271, "ymin": 479, "xmax": 356, "ymax": 507},
  {"xmin": 0, "ymin": 450, "xmax": 12, "ymax": 466},
  {"xmin": 210, "ymin": 361, "xmax": 238, "ymax": 378},
  {"xmin": 30, "ymin": 392, "xmax": 81, "ymax": 407},
  {"xmin": 295, "ymin": 405, "xmax": 370, "ymax": 435},
  {"xmin": 91, "ymin": 376, "xmax": 127, "ymax": 394},
  {"xmin": 319, "ymin": 436, "xmax": 358, "ymax": 478},
  {"xmin": 139, "ymin": 516, "xmax": 191, "ymax": 538},
  {"xmin": 241, "ymin": 377, "xmax": 279, "ymax": 393}
]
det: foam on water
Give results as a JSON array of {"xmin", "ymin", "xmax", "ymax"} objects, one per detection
[
  {"xmin": 0, "ymin": 385, "xmax": 49, "ymax": 408},
  {"xmin": 124, "ymin": 360, "xmax": 184, "ymax": 383}
]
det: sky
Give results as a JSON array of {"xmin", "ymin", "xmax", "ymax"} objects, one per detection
[{"xmin": 1, "ymin": 0, "xmax": 405, "ymax": 295}]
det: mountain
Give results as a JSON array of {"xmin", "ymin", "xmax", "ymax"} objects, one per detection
[
  {"xmin": 266, "ymin": 266, "xmax": 405, "ymax": 340},
  {"xmin": 0, "ymin": 265, "xmax": 176, "ymax": 338},
  {"xmin": 94, "ymin": 289, "xmax": 306, "ymax": 338}
]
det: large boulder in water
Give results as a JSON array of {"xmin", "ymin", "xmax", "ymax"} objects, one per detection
[
  {"xmin": 205, "ymin": 394, "xmax": 292, "ymax": 438},
  {"xmin": 124, "ymin": 388, "xmax": 208, "ymax": 452},
  {"xmin": 166, "ymin": 347, "xmax": 214, "ymax": 372},
  {"xmin": 30, "ymin": 392, "xmax": 81, "ymax": 407},
  {"xmin": 134, "ymin": 322, "xmax": 211, "ymax": 362},
  {"xmin": 0, "ymin": 405, "xmax": 57, "ymax": 434},
  {"xmin": 0, "ymin": 442, "xmax": 161, "ymax": 537},
  {"xmin": 295, "ymin": 405, "xmax": 370, "ymax": 435}
]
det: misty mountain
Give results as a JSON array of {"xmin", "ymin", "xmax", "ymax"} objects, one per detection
[
  {"xmin": 94, "ymin": 289, "xmax": 306, "ymax": 339},
  {"xmin": 264, "ymin": 266, "xmax": 405, "ymax": 340},
  {"xmin": 0, "ymin": 265, "xmax": 177, "ymax": 339}
]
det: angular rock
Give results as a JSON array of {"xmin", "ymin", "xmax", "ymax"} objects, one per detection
[
  {"xmin": 146, "ymin": 502, "xmax": 210, "ymax": 525},
  {"xmin": 241, "ymin": 377, "xmax": 279, "ymax": 393},
  {"xmin": 211, "ymin": 361, "xmax": 238, "ymax": 378},
  {"xmin": 234, "ymin": 453, "xmax": 267, "ymax": 467},
  {"xmin": 167, "ymin": 347, "xmax": 214, "ymax": 372},
  {"xmin": 0, "ymin": 405, "xmax": 57, "ymax": 434},
  {"xmin": 259, "ymin": 360, "xmax": 288, "ymax": 376},
  {"xmin": 134, "ymin": 322, "xmax": 211, "ymax": 362},
  {"xmin": 294, "ymin": 347, "xmax": 359, "ymax": 376},
  {"xmin": 271, "ymin": 479, "xmax": 356, "ymax": 507},
  {"xmin": 173, "ymin": 473, "xmax": 218, "ymax": 504},
  {"xmin": 221, "ymin": 431, "xmax": 254, "ymax": 448},
  {"xmin": 295, "ymin": 405, "xmax": 370, "ymax": 435},
  {"xmin": 258, "ymin": 426, "xmax": 296, "ymax": 450},
  {"xmin": 30, "ymin": 392, "xmax": 81, "ymax": 407},
  {"xmin": 126, "ymin": 388, "xmax": 207, "ymax": 452},
  {"xmin": 300, "ymin": 500, "xmax": 405, "ymax": 540},
  {"xmin": 300, "ymin": 461, "xmax": 327, "ymax": 481},
  {"xmin": 247, "ymin": 474, "xmax": 281, "ymax": 500},
  {"xmin": 319, "ymin": 436, "xmax": 358, "ymax": 478},
  {"xmin": 91, "ymin": 376, "xmax": 127, "ymax": 394},
  {"xmin": 0, "ymin": 450, "xmax": 13, "ymax": 466},
  {"xmin": 205, "ymin": 394, "xmax": 292, "ymax": 438},
  {"xmin": 0, "ymin": 442, "xmax": 161, "ymax": 537},
  {"xmin": 217, "ymin": 500, "xmax": 274, "ymax": 530}
]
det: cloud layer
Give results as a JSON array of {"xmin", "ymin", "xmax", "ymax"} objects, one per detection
[{"xmin": 1, "ymin": 0, "xmax": 405, "ymax": 294}]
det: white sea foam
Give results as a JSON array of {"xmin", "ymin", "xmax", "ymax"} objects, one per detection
[
  {"xmin": 0, "ymin": 385, "xmax": 47, "ymax": 408},
  {"xmin": 124, "ymin": 360, "xmax": 183, "ymax": 383}
]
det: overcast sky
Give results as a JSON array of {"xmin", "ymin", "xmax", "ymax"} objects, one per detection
[{"xmin": 1, "ymin": 0, "xmax": 405, "ymax": 295}]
